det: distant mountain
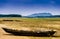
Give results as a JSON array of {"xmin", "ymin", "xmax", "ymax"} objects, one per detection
[
  {"xmin": 0, "ymin": 14, "xmax": 22, "ymax": 17},
  {"xmin": 27, "ymin": 13, "xmax": 52, "ymax": 17}
]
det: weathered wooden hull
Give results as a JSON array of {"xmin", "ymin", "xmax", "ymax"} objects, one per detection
[{"xmin": 2, "ymin": 27, "xmax": 56, "ymax": 36}]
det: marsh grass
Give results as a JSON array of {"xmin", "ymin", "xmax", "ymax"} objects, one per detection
[{"xmin": 0, "ymin": 18, "xmax": 60, "ymax": 39}]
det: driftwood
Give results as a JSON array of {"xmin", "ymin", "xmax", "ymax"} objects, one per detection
[
  {"xmin": 3, "ymin": 20, "xmax": 22, "ymax": 22},
  {"xmin": 3, "ymin": 20, "xmax": 13, "ymax": 21},
  {"xmin": 2, "ymin": 27, "xmax": 56, "ymax": 36}
]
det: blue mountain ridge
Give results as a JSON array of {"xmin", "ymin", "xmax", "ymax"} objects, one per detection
[{"xmin": 27, "ymin": 13, "xmax": 52, "ymax": 17}]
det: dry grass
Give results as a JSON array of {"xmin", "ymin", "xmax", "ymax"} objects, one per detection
[{"xmin": 0, "ymin": 17, "xmax": 60, "ymax": 39}]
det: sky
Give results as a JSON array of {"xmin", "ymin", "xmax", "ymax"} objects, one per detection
[{"xmin": 0, "ymin": 0, "xmax": 60, "ymax": 16}]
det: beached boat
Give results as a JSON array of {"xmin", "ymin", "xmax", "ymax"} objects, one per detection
[{"xmin": 2, "ymin": 27, "xmax": 56, "ymax": 36}]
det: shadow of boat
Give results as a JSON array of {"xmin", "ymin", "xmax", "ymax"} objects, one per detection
[{"xmin": 2, "ymin": 27, "xmax": 56, "ymax": 37}]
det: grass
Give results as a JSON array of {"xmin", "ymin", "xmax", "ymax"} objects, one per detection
[
  {"xmin": 0, "ymin": 18, "xmax": 60, "ymax": 29},
  {"xmin": 0, "ymin": 17, "xmax": 60, "ymax": 39}
]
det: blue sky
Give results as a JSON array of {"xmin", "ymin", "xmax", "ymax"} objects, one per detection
[{"xmin": 0, "ymin": 0, "xmax": 60, "ymax": 16}]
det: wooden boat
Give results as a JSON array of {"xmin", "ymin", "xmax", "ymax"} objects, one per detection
[{"xmin": 2, "ymin": 27, "xmax": 56, "ymax": 36}]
